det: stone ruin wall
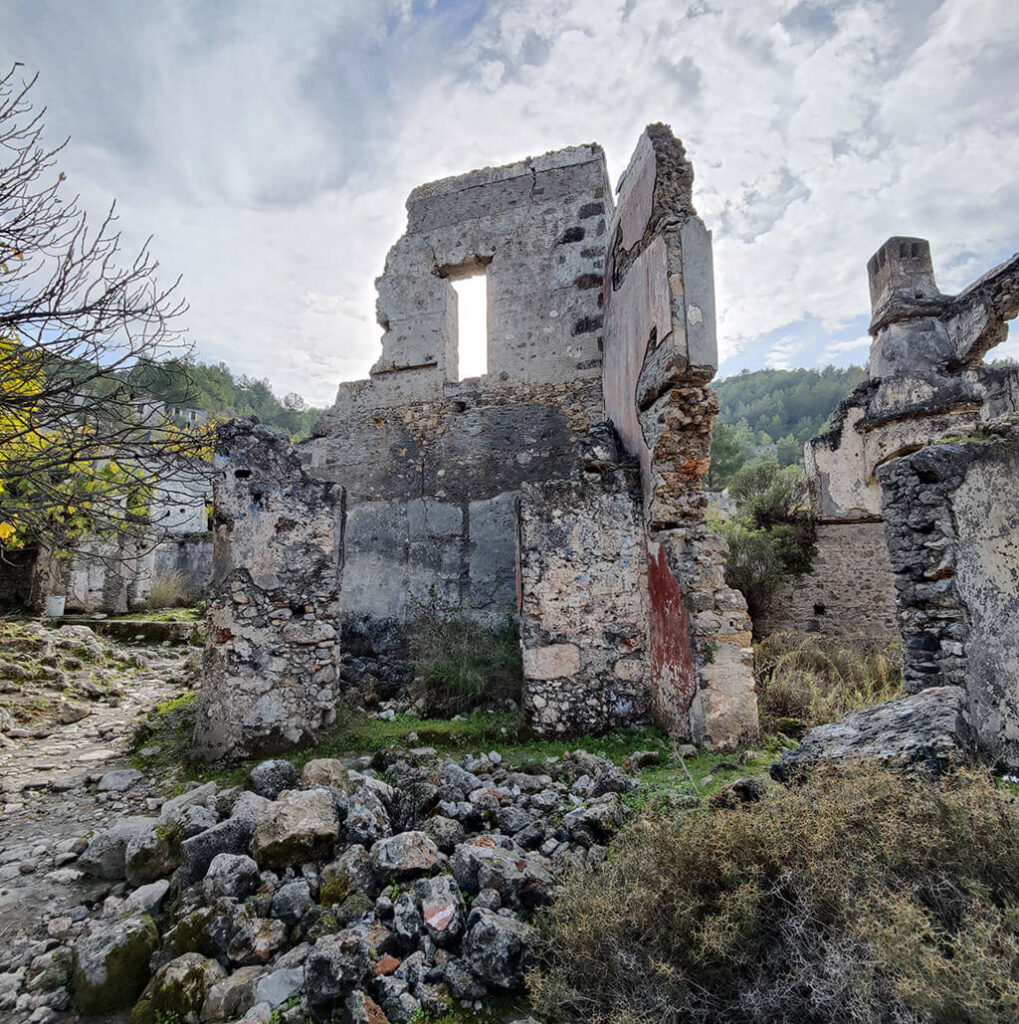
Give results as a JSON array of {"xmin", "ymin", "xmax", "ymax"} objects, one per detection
[
  {"xmin": 785, "ymin": 236, "xmax": 1019, "ymax": 764},
  {"xmin": 196, "ymin": 126, "xmax": 759, "ymax": 760},
  {"xmin": 193, "ymin": 422, "xmax": 342, "ymax": 761},
  {"xmin": 756, "ymin": 520, "xmax": 899, "ymax": 642},
  {"xmin": 601, "ymin": 125, "xmax": 757, "ymax": 745}
]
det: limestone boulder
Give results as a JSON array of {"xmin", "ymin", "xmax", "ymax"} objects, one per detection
[
  {"xmin": 250, "ymin": 788, "xmax": 341, "ymax": 867},
  {"xmin": 129, "ymin": 952, "xmax": 226, "ymax": 1024},
  {"xmin": 321, "ymin": 845, "xmax": 376, "ymax": 904},
  {"xmin": 304, "ymin": 930, "xmax": 370, "ymax": 1007},
  {"xmin": 125, "ymin": 819, "xmax": 182, "ymax": 886},
  {"xmin": 178, "ymin": 815, "xmax": 256, "ymax": 886},
  {"xmin": 370, "ymin": 830, "xmax": 441, "ymax": 882},
  {"xmin": 462, "ymin": 908, "xmax": 534, "ymax": 989},
  {"xmin": 78, "ymin": 816, "xmax": 154, "ymax": 880},
  {"xmin": 71, "ymin": 913, "xmax": 159, "ymax": 1013},
  {"xmin": 450, "ymin": 838, "xmax": 553, "ymax": 910},
  {"xmin": 248, "ymin": 759, "xmax": 297, "ymax": 799},
  {"xmin": 201, "ymin": 964, "xmax": 264, "ymax": 1021},
  {"xmin": 418, "ymin": 874, "xmax": 466, "ymax": 946},
  {"xmin": 770, "ymin": 685, "xmax": 975, "ymax": 782},
  {"xmin": 203, "ymin": 852, "xmax": 261, "ymax": 901}
]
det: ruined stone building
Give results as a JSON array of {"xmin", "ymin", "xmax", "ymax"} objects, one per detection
[
  {"xmin": 765, "ymin": 238, "xmax": 1019, "ymax": 764},
  {"xmin": 194, "ymin": 125, "xmax": 759, "ymax": 761}
]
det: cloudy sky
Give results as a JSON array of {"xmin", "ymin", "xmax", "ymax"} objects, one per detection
[{"xmin": 4, "ymin": 0, "xmax": 1018, "ymax": 405}]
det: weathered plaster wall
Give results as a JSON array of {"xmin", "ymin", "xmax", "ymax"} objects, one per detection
[
  {"xmin": 518, "ymin": 455, "xmax": 650, "ymax": 734},
  {"xmin": 878, "ymin": 433, "xmax": 1019, "ymax": 765},
  {"xmin": 757, "ymin": 521, "xmax": 900, "ymax": 643},
  {"xmin": 361, "ymin": 145, "xmax": 611, "ymax": 404},
  {"xmin": 305, "ymin": 144, "xmax": 613, "ymax": 637},
  {"xmin": 601, "ymin": 124, "xmax": 757, "ymax": 746},
  {"xmin": 194, "ymin": 423, "xmax": 343, "ymax": 762}
]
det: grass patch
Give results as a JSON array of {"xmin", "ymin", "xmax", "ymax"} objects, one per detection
[
  {"xmin": 755, "ymin": 631, "xmax": 903, "ymax": 737},
  {"xmin": 110, "ymin": 607, "xmax": 205, "ymax": 623},
  {"xmin": 531, "ymin": 766, "xmax": 1019, "ymax": 1024},
  {"xmin": 131, "ymin": 690, "xmax": 245, "ymax": 791},
  {"xmin": 411, "ymin": 600, "xmax": 522, "ymax": 714}
]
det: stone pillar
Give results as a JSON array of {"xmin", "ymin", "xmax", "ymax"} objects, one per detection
[
  {"xmin": 193, "ymin": 422, "xmax": 343, "ymax": 762},
  {"xmin": 602, "ymin": 124, "xmax": 757, "ymax": 746}
]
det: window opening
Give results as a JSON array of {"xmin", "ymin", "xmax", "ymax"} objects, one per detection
[{"xmin": 451, "ymin": 273, "xmax": 488, "ymax": 380}]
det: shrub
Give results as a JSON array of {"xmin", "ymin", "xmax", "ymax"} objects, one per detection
[
  {"xmin": 411, "ymin": 597, "xmax": 522, "ymax": 715},
  {"xmin": 713, "ymin": 458, "xmax": 816, "ymax": 623},
  {"xmin": 147, "ymin": 569, "xmax": 197, "ymax": 610},
  {"xmin": 755, "ymin": 631, "xmax": 902, "ymax": 734},
  {"xmin": 530, "ymin": 768, "xmax": 1019, "ymax": 1024}
]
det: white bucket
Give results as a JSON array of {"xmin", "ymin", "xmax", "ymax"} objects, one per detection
[{"xmin": 44, "ymin": 595, "xmax": 66, "ymax": 617}]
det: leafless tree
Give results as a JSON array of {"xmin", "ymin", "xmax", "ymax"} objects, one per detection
[{"xmin": 0, "ymin": 64, "xmax": 210, "ymax": 571}]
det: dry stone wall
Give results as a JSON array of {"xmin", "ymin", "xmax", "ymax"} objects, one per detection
[
  {"xmin": 193, "ymin": 422, "xmax": 343, "ymax": 762},
  {"xmin": 519, "ymin": 433, "xmax": 650, "ymax": 734},
  {"xmin": 878, "ymin": 431, "xmax": 1019, "ymax": 765}
]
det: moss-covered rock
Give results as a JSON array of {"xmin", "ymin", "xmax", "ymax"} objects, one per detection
[
  {"xmin": 130, "ymin": 952, "xmax": 226, "ymax": 1024},
  {"xmin": 71, "ymin": 913, "xmax": 159, "ymax": 1014}
]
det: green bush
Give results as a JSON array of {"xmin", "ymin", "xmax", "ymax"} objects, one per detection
[
  {"xmin": 411, "ymin": 598, "xmax": 522, "ymax": 715},
  {"xmin": 530, "ymin": 768, "xmax": 1019, "ymax": 1024},
  {"xmin": 755, "ymin": 632, "xmax": 902, "ymax": 735},
  {"xmin": 712, "ymin": 458, "xmax": 816, "ymax": 623}
]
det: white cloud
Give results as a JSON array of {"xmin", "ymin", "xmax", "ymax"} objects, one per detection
[{"xmin": 3, "ymin": 0, "xmax": 1017, "ymax": 404}]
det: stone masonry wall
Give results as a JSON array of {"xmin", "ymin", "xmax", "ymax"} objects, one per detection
[
  {"xmin": 757, "ymin": 520, "xmax": 900, "ymax": 643},
  {"xmin": 305, "ymin": 144, "xmax": 613, "ymax": 640},
  {"xmin": 601, "ymin": 124, "xmax": 757, "ymax": 746},
  {"xmin": 878, "ymin": 432, "xmax": 1019, "ymax": 765},
  {"xmin": 194, "ymin": 422, "xmax": 343, "ymax": 762},
  {"xmin": 519, "ymin": 435, "xmax": 650, "ymax": 734}
]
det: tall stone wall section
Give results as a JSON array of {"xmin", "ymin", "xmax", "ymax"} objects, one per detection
[
  {"xmin": 601, "ymin": 124, "xmax": 757, "ymax": 746},
  {"xmin": 793, "ymin": 236, "xmax": 1019, "ymax": 763},
  {"xmin": 518, "ymin": 431, "xmax": 650, "ymax": 734},
  {"xmin": 194, "ymin": 422, "xmax": 343, "ymax": 762},
  {"xmin": 306, "ymin": 146, "xmax": 613, "ymax": 644},
  {"xmin": 757, "ymin": 521, "xmax": 899, "ymax": 642},
  {"xmin": 195, "ymin": 132, "xmax": 764, "ymax": 753},
  {"xmin": 878, "ymin": 432, "xmax": 1019, "ymax": 765}
]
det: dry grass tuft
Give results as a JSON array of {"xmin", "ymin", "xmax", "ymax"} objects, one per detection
[{"xmin": 755, "ymin": 631, "xmax": 902, "ymax": 735}]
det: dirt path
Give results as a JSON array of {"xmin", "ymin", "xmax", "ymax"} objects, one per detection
[{"xmin": 0, "ymin": 642, "xmax": 189, "ymax": 949}]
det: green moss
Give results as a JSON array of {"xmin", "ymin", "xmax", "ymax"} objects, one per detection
[
  {"xmin": 72, "ymin": 914, "xmax": 159, "ymax": 1014},
  {"xmin": 319, "ymin": 874, "xmax": 351, "ymax": 907},
  {"xmin": 334, "ymin": 891, "xmax": 373, "ymax": 925},
  {"xmin": 131, "ymin": 955, "xmax": 222, "ymax": 1024}
]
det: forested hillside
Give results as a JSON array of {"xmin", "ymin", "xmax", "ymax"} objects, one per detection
[
  {"xmin": 709, "ymin": 365, "xmax": 865, "ymax": 486},
  {"xmin": 124, "ymin": 358, "xmax": 327, "ymax": 438}
]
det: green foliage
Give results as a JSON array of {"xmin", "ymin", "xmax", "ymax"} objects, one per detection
[
  {"xmin": 124, "ymin": 357, "xmax": 325, "ymax": 439},
  {"xmin": 411, "ymin": 597, "xmax": 523, "ymax": 715},
  {"xmin": 755, "ymin": 631, "xmax": 903, "ymax": 736},
  {"xmin": 709, "ymin": 366, "xmax": 865, "ymax": 487},
  {"xmin": 715, "ymin": 364, "xmax": 866, "ymax": 449},
  {"xmin": 713, "ymin": 457, "xmax": 816, "ymax": 622},
  {"xmin": 530, "ymin": 767, "xmax": 1019, "ymax": 1024}
]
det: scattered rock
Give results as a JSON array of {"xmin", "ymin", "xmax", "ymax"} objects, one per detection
[
  {"xmin": 251, "ymin": 788, "xmax": 341, "ymax": 868},
  {"xmin": 248, "ymin": 760, "xmax": 298, "ymax": 800},
  {"xmin": 71, "ymin": 913, "xmax": 159, "ymax": 1013},
  {"xmin": 771, "ymin": 686, "xmax": 975, "ymax": 782}
]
